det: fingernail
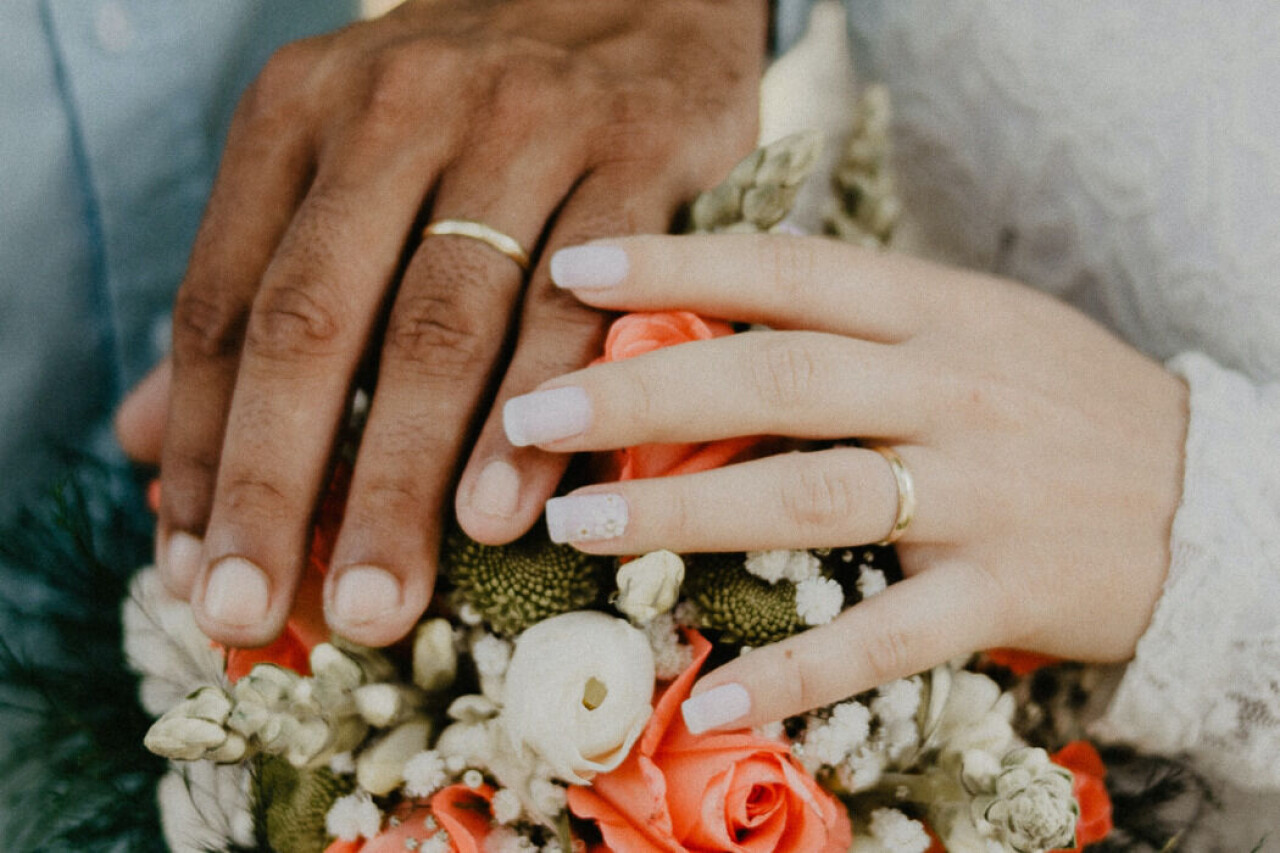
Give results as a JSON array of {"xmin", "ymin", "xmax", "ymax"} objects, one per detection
[
  {"xmin": 469, "ymin": 459, "xmax": 521, "ymax": 518},
  {"xmin": 550, "ymin": 245, "xmax": 629, "ymax": 289},
  {"xmin": 545, "ymin": 493, "xmax": 628, "ymax": 543},
  {"xmin": 164, "ymin": 531, "xmax": 204, "ymax": 588},
  {"xmin": 503, "ymin": 386, "xmax": 591, "ymax": 447},
  {"xmin": 332, "ymin": 566, "xmax": 402, "ymax": 626},
  {"xmin": 681, "ymin": 683, "xmax": 751, "ymax": 734},
  {"xmin": 203, "ymin": 557, "xmax": 270, "ymax": 627}
]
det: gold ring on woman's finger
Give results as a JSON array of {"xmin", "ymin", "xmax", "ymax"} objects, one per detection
[
  {"xmin": 423, "ymin": 219, "xmax": 530, "ymax": 271},
  {"xmin": 869, "ymin": 445, "xmax": 915, "ymax": 545}
]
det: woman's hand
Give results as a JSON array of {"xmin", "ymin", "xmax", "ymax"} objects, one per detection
[
  {"xmin": 116, "ymin": 0, "xmax": 765, "ymax": 648},
  {"xmin": 504, "ymin": 233, "xmax": 1189, "ymax": 730}
]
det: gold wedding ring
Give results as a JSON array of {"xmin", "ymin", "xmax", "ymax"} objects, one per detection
[
  {"xmin": 870, "ymin": 445, "xmax": 916, "ymax": 546},
  {"xmin": 422, "ymin": 219, "xmax": 530, "ymax": 271}
]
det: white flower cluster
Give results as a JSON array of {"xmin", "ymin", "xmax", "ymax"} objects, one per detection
[
  {"xmin": 797, "ymin": 675, "xmax": 922, "ymax": 789},
  {"xmin": 849, "ymin": 808, "xmax": 932, "ymax": 853},
  {"xmin": 743, "ymin": 548, "xmax": 846, "ymax": 626}
]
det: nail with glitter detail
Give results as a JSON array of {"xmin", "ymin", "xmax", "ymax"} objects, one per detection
[{"xmin": 545, "ymin": 493, "xmax": 629, "ymax": 543}]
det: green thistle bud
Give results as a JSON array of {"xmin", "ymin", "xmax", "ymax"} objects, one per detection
[
  {"xmin": 441, "ymin": 526, "xmax": 613, "ymax": 637},
  {"xmin": 256, "ymin": 755, "xmax": 355, "ymax": 853},
  {"xmin": 681, "ymin": 553, "xmax": 804, "ymax": 646}
]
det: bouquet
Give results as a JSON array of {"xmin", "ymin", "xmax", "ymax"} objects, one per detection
[{"xmin": 0, "ymin": 90, "xmax": 1210, "ymax": 853}]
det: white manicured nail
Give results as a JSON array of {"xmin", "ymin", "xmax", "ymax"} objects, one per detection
[
  {"xmin": 203, "ymin": 556, "xmax": 270, "ymax": 626},
  {"xmin": 545, "ymin": 493, "xmax": 628, "ymax": 543},
  {"xmin": 550, "ymin": 245, "xmax": 629, "ymax": 289},
  {"xmin": 681, "ymin": 683, "xmax": 752, "ymax": 734},
  {"xmin": 469, "ymin": 459, "xmax": 520, "ymax": 518},
  {"xmin": 332, "ymin": 566, "xmax": 402, "ymax": 626},
  {"xmin": 503, "ymin": 386, "xmax": 591, "ymax": 447}
]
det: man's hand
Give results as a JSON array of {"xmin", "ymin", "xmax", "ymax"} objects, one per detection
[{"xmin": 119, "ymin": 0, "xmax": 766, "ymax": 648}]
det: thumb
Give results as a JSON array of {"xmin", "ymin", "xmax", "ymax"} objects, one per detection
[
  {"xmin": 114, "ymin": 357, "xmax": 172, "ymax": 465},
  {"xmin": 679, "ymin": 561, "xmax": 1005, "ymax": 733}
]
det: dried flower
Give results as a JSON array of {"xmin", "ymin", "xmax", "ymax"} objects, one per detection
[{"xmin": 971, "ymin": 748, "xmax": 1078, "ymax": 853}]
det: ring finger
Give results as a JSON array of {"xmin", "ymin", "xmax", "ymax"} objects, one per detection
[{"xmin": 324, "ymin": 136, "xmax": 586, "ymax": 645}]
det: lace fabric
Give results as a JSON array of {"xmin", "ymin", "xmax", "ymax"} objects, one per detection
[{"xmin": 774, "ymin": 0, "xmax": 1280, "ymax": 832}]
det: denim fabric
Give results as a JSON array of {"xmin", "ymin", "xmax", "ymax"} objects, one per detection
[{"xmin": 0, "ymin": 0, "xmax": 355, "ymax": 519}]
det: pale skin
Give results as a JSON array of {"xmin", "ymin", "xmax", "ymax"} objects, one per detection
[
  {"xmin": 113, "ymin": 0, "xmax": 767, "ymax": 648},
  {"xmin": 506, "ymin": 233, "xmax": 1190, "ymax": 729}
]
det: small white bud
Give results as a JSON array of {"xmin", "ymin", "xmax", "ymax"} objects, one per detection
[
  {"xmin": 357, "ymin": 719, "xmax": 433, "ymax": 795},
  {"xmin": 614, "ymin": 551, "xmax": 685, "ymax": 624},
  {"xmin": 354, "ymin": 683, "xmax": 406, "ymax": 727},
  {"xmin": 413, "ymin": 618, "xmax": 459, "ymax": 691}
]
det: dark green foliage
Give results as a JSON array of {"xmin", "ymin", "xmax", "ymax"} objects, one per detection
[{"xmin": 0, "ymin": 459, "xmax": 167, "ymax": 851}]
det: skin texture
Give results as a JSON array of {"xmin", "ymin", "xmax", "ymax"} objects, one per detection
[
  {"xmin": 114, "ymin": 0, "xmax": 767, "ymax": 648},
  {"xmin": 515, "ymin": 233, "xmax": 1190, "ymax": 728}
]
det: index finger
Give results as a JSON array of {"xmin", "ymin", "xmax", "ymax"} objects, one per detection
[{"xmin": 679, "ymin": 559, "xmax": 1008, "ymax": 732}]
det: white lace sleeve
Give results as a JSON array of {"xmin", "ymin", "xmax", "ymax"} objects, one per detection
[{"xmin": 1092, "ymin": 352, "xmax": 1280, "ymax": 790}]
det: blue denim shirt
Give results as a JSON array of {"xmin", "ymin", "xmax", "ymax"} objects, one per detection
[{"xmin": 0, "ymin": 0, "xmax": 356, "ymax": 518}]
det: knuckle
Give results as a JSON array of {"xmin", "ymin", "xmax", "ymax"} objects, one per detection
[
  {"xmin": 487, "ymin": 55, "xmax": 568, "ymax": 125},
  {"xmin": 246, "ymin": 279, "xmax": 346, "ymax": 362},
  {"xmin": 762, "ymin": 235, "xmax": 818, "ymax": 306},
  {"xmin": 385, "ymin": 291, "xmax": 491, "ymax": 380},
  {"xmin": 357, "ymin": 45, "xmax": 434, "ymax": 139},
  {"xmin": 218, "ymin": 474, "xmax": 295, "ymax": 521},
  {"xmin": 240, "ymin": 41, "xmax": 316, "ymax": 127},
  {"xmin": 591, "ymin": 87, "xmax": 678, "ymax": 166},
  {"xmin": 345, "ymin": 474, "xmax": 432, "ymax": 531},
  {"xmin": 780, "ymin": 463, "xmax": 858, "ymax": 533},
  {"xmin": 749, "ymin": 334, "xmax": 819, "ymax": 410},
  {"xmin": 859, "ymin": 622, "xmax": 912, "ymax": 686},
  {"xmin": 172, "ymin": 286, "xmax": 247, "ymax": 360}
]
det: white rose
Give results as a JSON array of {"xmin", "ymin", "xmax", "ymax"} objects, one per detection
[
  {"xmin": 501, "ymin": 612, "xmax": 655, "ymax": 784},
  {"xmin": 614, "ymin": 550, "xmax": 684, "ymax": 624}
]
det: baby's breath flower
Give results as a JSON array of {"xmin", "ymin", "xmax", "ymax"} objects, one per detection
[
  {"xmin": 491, "ymin": 788, "xmax": 522, "ymax": 824},
  {"xmin": 873, "ymin": 678, "xmax": 922, "ymax": 724},
  {"xmin": 528, "ymin": 776, "xmax": 568, "ymax": 817},
  {"xmin": 325, "ymin": 791, "xmax": 382, "ymax": 841},
  {"xmin": 643, "ymin": 614, "xmax": 693, "ymax": 680},
  {"xmin": 857, "ymin": 565, "xmax": 887, "ymax": 598},
  {"xmin": 744, "ymin": 549, "xmax": 821, "ymax": 584},
  {"xmin": 802, "ymin": 701, "xmax": 872, "ymax": 769},
  {"xmin": 463, "ymin": 768, "xmax": 485, "ymax": 789},
  {"xmin": 795, "ymin": 575, "xmax": 845, "ymax": 625},
  {"xmin": 403, "ymin": 750, "xmax": 450, "ymax": 797},
  {"xmin": 841, "ymin": 748, "xmax": 886, "ymax": 792},
  {"xmin": 868, "ymin": 808, "xmax": 931, "ymax": 853},
  {"xmin": 422, "ymin": 833, "xmax": 452, "ymax": 853},
  {"xmin": 472, "ymin": 633, "xmax": 514, "ymax": 678},
  {"xmin": 484, "ymin": 827, "xmax": 540, "ymax": 853}
]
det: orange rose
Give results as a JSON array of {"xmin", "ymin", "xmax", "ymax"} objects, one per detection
[
  {"xmin": 323, "ymin": 784, "xmax": 495, "ymax": 853},
  {"xmin": 1051, "ymin": 741, "xmax": 1113, "ymax": 850},
  {"xmin": 597, "ymin": 312, "xmax": 767, "ymax": 481},
  {"xmin": 567, "ymin": 631, "xmax": 852, "ymax": 853},
  {"xmin": 984, "ymin": 648, "xmax": 1063, "ymax": 676}
]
